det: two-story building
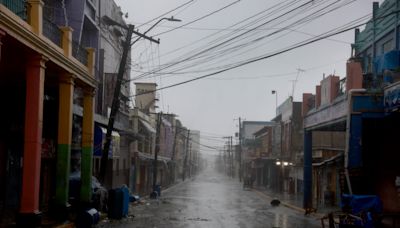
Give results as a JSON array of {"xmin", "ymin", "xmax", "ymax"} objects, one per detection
[{"xmin": 0, "ymin": 0, "xmax": 97, "ymax": 225}]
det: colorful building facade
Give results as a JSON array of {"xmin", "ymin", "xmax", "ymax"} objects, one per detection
[{"xmin": 0, "ymin": 0, "xmax": 96, "ymax": 225}]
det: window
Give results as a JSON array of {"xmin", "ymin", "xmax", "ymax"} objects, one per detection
[{"xmin": 382, "ymin": 39, "xmax": 393, "ymax": 53}]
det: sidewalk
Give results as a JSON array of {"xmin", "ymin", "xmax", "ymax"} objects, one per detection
[{"xmin": 252, "ymin": 186, "xmax": 340, "ymax": 218}]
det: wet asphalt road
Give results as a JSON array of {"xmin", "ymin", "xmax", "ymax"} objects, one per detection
[{"xmin": 99, "ymin": 168, "xmax": 320, "ymax": 228}]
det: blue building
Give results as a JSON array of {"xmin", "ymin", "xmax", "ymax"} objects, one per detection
[
  {"xmin": 303, "ymin": 0, "xmax": 400, "ymax": 217},
  {"xmin": 353, "ymin": 0, "xmax": 400, "ymax": 213}
]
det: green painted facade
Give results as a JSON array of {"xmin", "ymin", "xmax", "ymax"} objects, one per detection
[{"xmin": 55, "ymin": 144, "xmax": 71, "ymax": 205}]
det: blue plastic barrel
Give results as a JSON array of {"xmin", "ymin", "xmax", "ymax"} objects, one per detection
[
  {"xmin": 121, "ymin": 186, "xmax": 130, "ymax": 217},
  {"xmin": 108, "ymin": 188, "xmax": 124, "ymax": 219}
]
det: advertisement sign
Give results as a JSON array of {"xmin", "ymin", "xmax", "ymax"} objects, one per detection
[{"xmin": 384, "ymin": 82, "xmax": 400, "ymax": 112}]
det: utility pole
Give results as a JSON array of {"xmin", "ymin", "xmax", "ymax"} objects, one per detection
[
  {"xmin": 188, "ymin": 142, "xmax": 192, "ymax": 178},
  {"xmin": 99, "ymin": 24, "xmax": 134, "ymax": 183},
  {"xmin": 183, "ymin": 130, "xmax": 190, "ymax": 181},
  {"xmin": 239, "ymin": 117, "xmax": 242, "ymax": 182},
  {"xmin": 152, "ymin": 112, "xmax": 162, "ymax": 192},
  {"xmin": 171, "ymin": 125, "xmax": 179, "ymax": 183},
  {"xmin": 223, "ymin": 136, "xmax": 230, "ymax": 176},
  {"xmin": 99, "ymin": 17, "xmax": 160, "ymax": 183},
  {"xmin": 230, "ymin": 136, "xmax": 233, "ymax": 178},
  {"xmin": 280, "ymin": 120, "xmax": 284, "ymax": 192}
]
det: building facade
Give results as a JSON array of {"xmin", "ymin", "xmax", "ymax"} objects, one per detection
[{"xmin": 0, "ymin": 1, "xmax": 96, "ymax": 225}]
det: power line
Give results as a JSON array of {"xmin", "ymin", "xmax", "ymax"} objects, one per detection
[
  {"xmin": 130, "ymin": 0, "xmax": 327, "ymax": 82},
  {"xmin": 143, "ymin": 7, "xmax": 368, "ymax": 83},
  {"xmin": 153, "ymin": 0, "xmax": 241, "ymax": 36},
  {"xmin": 129, "ymin": 0, "xmax": 301, "ymax": 75},
  {"xmin": 144, "ymin": 0, "xmax": 296, "ymax": 63},
  {"xmin": 132, "ymin": 0, "xmax": 196, "ymax": 29},
  {"xmin": 142, "ymin": 0, "xmax": 357, "ymax": 79},
  {"xmin": 131, "ymin": 9, "xmax": 400, "ymax": 98}
]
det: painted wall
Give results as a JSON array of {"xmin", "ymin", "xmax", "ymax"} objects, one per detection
[{"xmin": 135, "ymin": 83, "xmax": 158, "ymax": 114}]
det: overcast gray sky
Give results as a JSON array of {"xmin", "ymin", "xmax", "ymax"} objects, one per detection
[{"xmin": 115, "ymin": 0, "xmax": 382, "ymax": 154}]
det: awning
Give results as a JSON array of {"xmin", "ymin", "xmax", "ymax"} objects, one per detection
[
  {"xmin": 139, "ymin": 119, "xmax": 156, "ymax": 134},
  {"xmin": 138, "ymin": 152, "xmax": 171, "ymax": 162},
  {"xmin": 313, "ymin": 152, "xmax": 343, "ymax": 167},
  {"xmin": 93, "ymin": 125, "xmax": 120, "ymax": 157}
]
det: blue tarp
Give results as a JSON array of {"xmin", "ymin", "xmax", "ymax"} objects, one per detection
[
  {"xmin": 341, "ymin": 194, "xmax": 382, "ymax": 214},
  {"xmin": 374, "ymin": 50, "xmax": 400, "ymax": 75},
  {"xmin": 340, "ymin": 195, "xmax": 382, "ymax": 228},
  {"xmin": 94, "ymin": 125, "xmax": 103, "ymax": 156}
]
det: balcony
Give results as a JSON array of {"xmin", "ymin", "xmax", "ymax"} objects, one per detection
[
  {"xmin": 304, "ymin": 95, "xmax": 347, "ymax": 130},
  {"xmin": 1, "ymin": 0, "xmax": 27, "ymax": 20},
  {"xmin": 72, "ymin": 40, "xmax": 89, "ymax": 66},
  {"xmin": 42, "ymin": 17, "xmax": 62, "ymax": 47}
]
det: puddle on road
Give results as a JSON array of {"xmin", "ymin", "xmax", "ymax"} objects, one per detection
[
  {"xmin": 164, "ymin": 216, "xmax": 180, "ymax": 221},
  {"xmin": 186, "ymin": 217, "xmax": 210, "ymax": 222}
]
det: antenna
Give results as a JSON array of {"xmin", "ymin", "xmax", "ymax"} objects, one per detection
[{"xmin": 291, "ymin": 68, "xmax": 305, "ymax": 97}]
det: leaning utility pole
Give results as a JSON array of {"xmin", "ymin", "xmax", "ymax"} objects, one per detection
[
  {"xmin": 152, "ymin": 112, "xmax": 162, "ymax": 192},
  {"xmin": 183, "ymin": 130, "xmax": 190, "ymax": 181},
  {"xmin": 230, "ymin": 136, "xmax": 233, "ymax": 178},
  {"xmin": 99, "ymin": 24, "xmax": 134, "ymax": 183},
  {"xmin": 171, "ymin": 124, "xmax": 179, "ymax": 183},
  {"xmin": 239, "ymin": 117, "xmax": 242, "ymax": 182},
  {"xmin": 99, "ymin": 19, "xmax": 160, "ymax": 183}
]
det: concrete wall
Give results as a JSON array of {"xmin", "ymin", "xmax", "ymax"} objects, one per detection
[
  {"xmin": 99, "ymin": 0, "xmax": 131, "ymax": 114},
  {"xmin": 346, "ymin": 61, "xmax": 363, "ymax": 91},
  {"xmin": 316, "ymin": 85, "xmax": 321, "ymax": 108},
  {"xmin": 320, "ymin": 75, "xmax": 340, "ymax": 106},
  {"xmin": 135, "ymin": 83, "xmax": 157, "ymax": 113},
  {"xmin": 302, "ymin": 93, "xmax": 314, "ymax": 116}
]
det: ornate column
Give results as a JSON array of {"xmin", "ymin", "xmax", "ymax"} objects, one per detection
[
  {"xmin": 27, "ymin": 0, "xmax": 44, "ymax": 35},
  {"xmin": 60, "ymin": 27, "xmax": 73, "ymax": 58},
  {"xmin": 18, "ymin": 54, "xmax": 47, "ymax": 226},
  {"xmin": 86, "ymin": 48, "xmax": 96, "ymax": 77},
  {"xmin": 81, "ymin": 88, "xmax": 95, "ymax": 203},
  {"xmin": 55, "ymin": 73, "xmax": 74, "ymax": 214}
]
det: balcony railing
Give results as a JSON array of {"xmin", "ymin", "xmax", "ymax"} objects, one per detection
[
  {"xmin": 42, "ymin": 17, "xmax": 62, "ymax": 47},
  {"xmin": 72, "ymin": 41, "xmax": 88, "ymax": 66},
  {"xmin": 1, "ymin": 0, "xmax": 27, "ymax": 20}
]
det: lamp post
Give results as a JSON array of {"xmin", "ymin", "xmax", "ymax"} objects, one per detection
[
  {"xmin": 99, "ymin": 15, "xmax": 181, "ymax": 183},
  {"xmin": 131, "ymin": 16, "xmax": 182, "ymax": 46}
]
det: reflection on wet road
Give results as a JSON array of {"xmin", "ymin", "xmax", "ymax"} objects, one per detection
[{"xmin": 102, "ymin": 168, "xmax": 320, "ymax": 228}]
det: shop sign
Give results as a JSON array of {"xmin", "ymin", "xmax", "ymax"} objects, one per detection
[{"xmin": 384, "ymin": 82, "xmax": 400, "ymax": 111}]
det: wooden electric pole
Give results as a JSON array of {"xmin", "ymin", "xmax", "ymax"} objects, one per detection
[
  {"xmin": 152, "ymin": 112, "xmax": 162, "ymax": 192},
  {"xmin": 183, "ymin": 130, "xmax": 190, "ymax": 181},
  {"xmin": 99, "ymin": 17, "xmax": 160, "ymax": 183}
]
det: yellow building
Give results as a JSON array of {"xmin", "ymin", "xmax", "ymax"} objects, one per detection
[{"xmin": 0, "ymin": 1, "xmax": 96, "ymax": 226}]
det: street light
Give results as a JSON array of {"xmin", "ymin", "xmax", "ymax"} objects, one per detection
[
  {"xmin": 99, "ymin": 15, "xmax": 180, "ymax": 182},
  {"xmin": 131, "ymin": 16, "xmax": 182, "ymax": 46},
  {"xmin": 283, "ymin": 161, "xmax": 289, "ymax": 166}
]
